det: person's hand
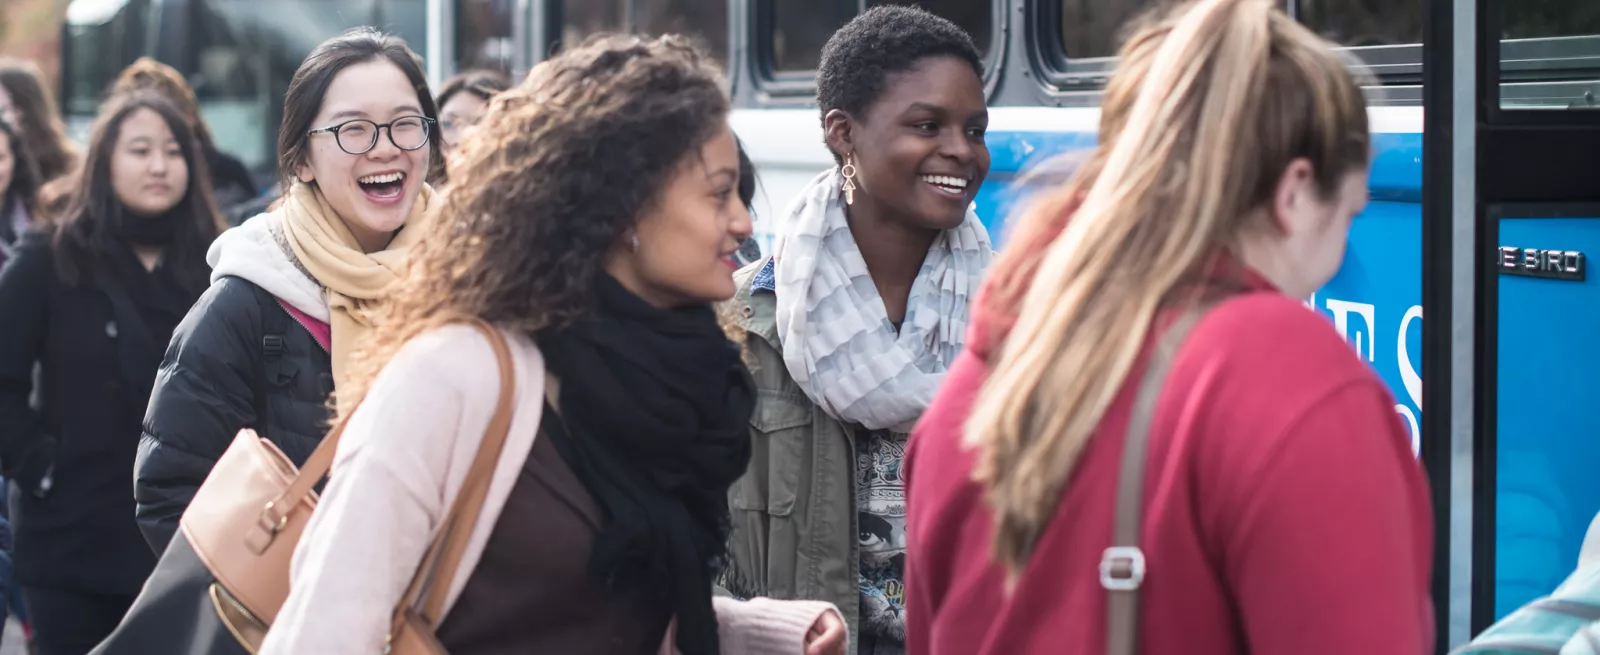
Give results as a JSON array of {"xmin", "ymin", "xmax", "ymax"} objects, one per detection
[{"xmin": 804, "ymin": 610, "xmax": 847, "ymax": 655}]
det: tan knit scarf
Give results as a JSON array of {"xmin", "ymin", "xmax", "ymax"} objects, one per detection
[{"xmin": 277, "ymin": 181, "xmax": 434, "ymax": 396}]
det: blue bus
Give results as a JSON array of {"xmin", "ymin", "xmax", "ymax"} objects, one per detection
[{"xmin": 59, "ymin": 0, "xmax": 1600, "ymax": 647}]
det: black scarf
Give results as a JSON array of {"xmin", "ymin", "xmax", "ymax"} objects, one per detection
[
  {"xmin": 534, "ymin": 275, "xmax": 754, "ymax": 655},
  {"xmin": 117, "ymin": 206, "xmax": 184, "ymax": 247},
  {"xmin": 91, "ymin": 244, "xmax": 202, "ymax": 416}
]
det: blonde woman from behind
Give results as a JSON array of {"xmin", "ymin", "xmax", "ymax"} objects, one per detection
[{"xmin": 904, "ymin": 1, "xmax": 1433, "ymax": 654}]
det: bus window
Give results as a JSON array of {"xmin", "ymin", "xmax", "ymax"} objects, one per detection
[
  {"xmin": 1059, "ymin": 0, "xmax": 1156, "ymax": 60},
  {"xmin": 554, "ymin": 1, "xmax": 625, "ymax": 53},
  {"xmin": 868, "ymin": 1, "xmax": 995, "ymax": 61},
  {"xmin": 457, "ymin": 0, "xmax": 514, "ymax": 73},
  {"xmin": 1504, "ymin": 1, "xmax": 1600, "ymax": 39},
  {"xmin": 181, "ymin": 0, "xmax": 430, "ymax": 177},
  {"xmin": 63, "ymin": 0, "xmax": 151, "ymax": 123},
  {"xmin": 378, "ymin": 0, "xmax": 431, "ymax": 56},
  {"xmin": 635, "ymin": 0, "xmax": 730, "ymax": 67},
  {"xmin": 765, "ymin": 0, "xmax": 856, "ymax": 73},
  {"xmin": 1294, "ymin": 0, "xmax": 1422, "ymax": 48},
  {"xmin": 187, "ymin": 0, "xmax": 269, "ymax": 189},
  {"xmin": 1498, "ymin": 3, "xmax": 1600, "ymax": 110}
]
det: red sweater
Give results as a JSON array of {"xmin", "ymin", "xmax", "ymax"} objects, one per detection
[{"xmin": 904, "ymin": 284, "xmax": 1434, "ymax": 654}]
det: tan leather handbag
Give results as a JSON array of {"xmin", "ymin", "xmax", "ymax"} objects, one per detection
[{"xmin": 181, "ymin": 320, "xmax": 518, "ymax": 654}]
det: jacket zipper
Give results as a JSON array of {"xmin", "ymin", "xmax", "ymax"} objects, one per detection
[{"xmin": 273, "ymin": 298, "xmax": 330, "ymax": 353}]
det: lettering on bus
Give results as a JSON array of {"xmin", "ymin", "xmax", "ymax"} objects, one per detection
[
  {"xmin": 1498, "ymin": 246, "xmax": 1585, "ymax": 281},
  {"xmin": 1311, "ymin": 294, "xmax": 1423, "ymax": 457}
]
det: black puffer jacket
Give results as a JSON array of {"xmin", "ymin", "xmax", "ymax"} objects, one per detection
[{"xmin": 134, "ymin": 274, "xmax": 333, "ymax": 553}]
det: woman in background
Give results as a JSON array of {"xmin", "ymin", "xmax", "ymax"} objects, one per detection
[
  {"xmin": 109, "ymin": 58, "xmax": 259, "ymax": 214},
  {"xmin": 0, "ymin": 116, "xmax": 42, "ymax": 266},
  {"xmin": 732, "ymin": 136, "xmax": 762, "ymax": 267},
  {"xmin": 432, "ymin": 68, "xmax": 509, "ymax": 185},
  {"xmin": 0, "ymin": 58, "xmax": 80, "ymax": 183},
  {"xmin": 0, "ymin": 91, "xmax": 222, "ymax": 655}
]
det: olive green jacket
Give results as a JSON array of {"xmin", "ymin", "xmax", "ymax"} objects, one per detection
[{"xmin": 719, "ymin": 257, "xmax": 866, "ymax": 646}]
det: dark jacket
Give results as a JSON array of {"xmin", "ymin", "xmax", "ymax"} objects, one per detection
[
  {"xmin": 134, "ymin": 274, "xmax": 333, "ymax": 553},
  {"xmin": 720, "ymin": 258, "xmax": 864, "ymax": 644},
  {"xmin": 204, "ymin": 145, "xmax": 258, "ymax": 215},
  {"xmin": 0, "ymin": 230, "xmax": 198, "ymax": 593}
]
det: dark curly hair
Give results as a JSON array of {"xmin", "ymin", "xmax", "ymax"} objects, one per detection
[
  {"xmin": 339, "ymin": 33, "xmax": 731, "ymax": 411},
  {"xmin": 816, "ymin": 5, "xmax": 983, "ymax": 163}
]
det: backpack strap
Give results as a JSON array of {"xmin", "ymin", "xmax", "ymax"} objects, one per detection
[
  {"xmin": 241, "ymin": 278, "xmax": 290, "ymax": 433},
  {"xmin": 1104, "ymin": 305, "xmax": 1214, "ymax": 655}
]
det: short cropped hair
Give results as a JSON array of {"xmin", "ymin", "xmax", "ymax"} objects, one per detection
[{"xmin": 815, "ymin": 5, "xmax": 983, "ymax": 161}]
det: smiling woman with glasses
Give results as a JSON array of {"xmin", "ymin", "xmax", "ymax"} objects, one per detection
[{"xmin": 133, "ymin": 27, "xmax": 442, "ymax": 605}]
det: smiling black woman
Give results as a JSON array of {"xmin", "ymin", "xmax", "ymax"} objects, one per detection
[{"xmin": 721, "ymin": 6, "xmax": 993, "ymax": 654}]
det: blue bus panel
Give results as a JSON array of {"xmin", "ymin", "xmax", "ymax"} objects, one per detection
[{"xmin": 1494, "ymin": 217, "xmax": 1600, "ymax": 618}]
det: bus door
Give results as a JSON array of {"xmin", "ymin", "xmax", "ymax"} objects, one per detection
[{"xmin": 1423, "ymin": 0, "xmax": 1600, "ymax": 650}]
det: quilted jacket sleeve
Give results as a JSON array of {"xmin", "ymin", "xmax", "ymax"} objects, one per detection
[{"xmin": 135, "ymin": 276, "xmax": 264, "ymax": 553}]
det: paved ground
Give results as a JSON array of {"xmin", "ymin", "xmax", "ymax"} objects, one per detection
[{"xmin": 2, "ymin": 618, "xmax": 25, "ymax": 655}]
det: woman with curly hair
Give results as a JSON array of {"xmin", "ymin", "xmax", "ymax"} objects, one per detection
[
  {"xmin": 261, "ymin": 35, "xmax": 847, "ymax": 655},
  {"xmin": 721, "ymin": 6, "xmax": 991, "ymax": 653}
]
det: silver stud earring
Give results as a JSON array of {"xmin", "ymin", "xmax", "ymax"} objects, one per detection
[
  {"xmin": 841, "ymin": 154, "xmax": 858, "ymax": 206},
  {"xmin": 630, "ymin": 233, "xmax": 640, "ymax": 253}
]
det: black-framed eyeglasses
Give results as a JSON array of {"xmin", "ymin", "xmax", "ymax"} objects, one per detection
[{"xmin": 306, "ymin": 116, "xmax": 434, "ymax": 155}]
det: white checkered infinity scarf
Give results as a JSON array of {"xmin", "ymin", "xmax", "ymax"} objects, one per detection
[{"xmin": 772, "ymin": 168, "xmax": 992, "ymax": 431}]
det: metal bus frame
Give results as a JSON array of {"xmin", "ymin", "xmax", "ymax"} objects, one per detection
[{"xmin": 1423, "ymin": 0, "xmax": 1600, "ymax": 649}]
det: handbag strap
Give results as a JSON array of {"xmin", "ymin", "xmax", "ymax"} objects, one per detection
[
  {"xmin": 390, "ymin": 319, "xmax": 519, "ymax": 628},
  {"xmin": 1104, "ymin": 306, "xmax": 1211, "ymax": 655}
]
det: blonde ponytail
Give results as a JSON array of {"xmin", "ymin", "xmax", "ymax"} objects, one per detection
[{"xmin": 964, "ymin": 0, "xmax": 1371, "ymax": 578}]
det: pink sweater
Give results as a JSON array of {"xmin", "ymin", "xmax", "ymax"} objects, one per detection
[
  {"xmin": 906, "ymin": 292, "xmax": 1433, "ymax": 654},
  {"xmin": 260, "ymin": 324, "xmax": 841, "ymax": 654}
]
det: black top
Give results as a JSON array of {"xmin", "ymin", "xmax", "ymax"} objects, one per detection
[
  {"xmin": 435, "ymin": 432, "xmax": 673, "ymax": 654},
  {"xmin": 204, "ymin": 145, "xmax": 258, "ymax": 214},
  {"xmin": 0, "ymin": 230, "xmax": 196, "ymax": 593}
]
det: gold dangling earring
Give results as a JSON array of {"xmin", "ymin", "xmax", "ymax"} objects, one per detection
[{"xmin": 841, "ymin": 154, "xmax": 858, "ymax": 206}]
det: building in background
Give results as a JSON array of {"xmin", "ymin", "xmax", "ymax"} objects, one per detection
[{"xmin": 0, "ymin": 0, "xmax": 67, "ymax": 86}]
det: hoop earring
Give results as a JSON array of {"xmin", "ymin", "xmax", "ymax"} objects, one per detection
[{"xmin": 840, "ymin": 154, "xmax": 858, "ymax": 206}]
